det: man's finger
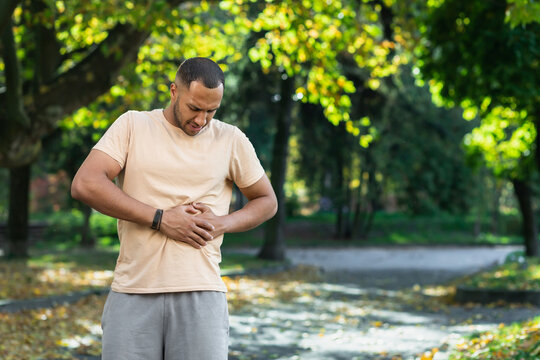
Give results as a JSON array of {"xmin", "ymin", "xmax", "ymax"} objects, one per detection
[
  {"xmin": 194, "ymin": 218, "xmax": 215, "ymax": 232},
  {"xmin": 192, "ymin": 202, "xmax": 211, "ymax": 212},
  {"xmin": 184, "ymin": 238, "xmax": 202, "ymax": 249},
  {"xmin": 190, "ymin": 228, "xmax": 211, "ymax": 244},
  {"xmin": 183, "ymin": 204, "xmax": 199, "ymax": 214},
  {"xmin": 192, "ymin": 224, "xmax": 213, "ymax": 241}
]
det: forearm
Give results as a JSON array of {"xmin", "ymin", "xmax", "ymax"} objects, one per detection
[
  {"xmin": 219, "ymin": 195, "xmax": 277, "ymax": 234},
  {"xmin": 71, "ymin": 173, "xmax": 155, "ymax": 227}
]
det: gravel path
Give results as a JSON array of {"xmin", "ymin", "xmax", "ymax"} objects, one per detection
[
  {"xmin": 228, "ymin": 245, "xmax": 538, "ymax": 360},
  {"xmin": 233, "ymin": 245, "xmax": 522, "ymax": 273}
]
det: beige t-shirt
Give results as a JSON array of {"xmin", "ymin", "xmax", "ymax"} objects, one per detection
[{"xmin": 93, "ymin": 109, "xmax": 265, "ymax": 293}]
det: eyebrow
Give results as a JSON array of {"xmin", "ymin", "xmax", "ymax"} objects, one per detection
[{"xmin": 188, "ymin": 104, "xmax": 219, "ymax": 112}]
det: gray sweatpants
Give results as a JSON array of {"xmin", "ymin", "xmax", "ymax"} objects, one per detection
[{"xmin": 101, "ymin": 290, "xmax": 229, "ymax": 360}]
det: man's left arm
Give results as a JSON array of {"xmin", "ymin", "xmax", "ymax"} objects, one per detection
[{"xmin": 193, "ymin": 174, "xmax": 277, "ymax": 236}]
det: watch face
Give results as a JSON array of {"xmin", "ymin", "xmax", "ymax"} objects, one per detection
[{"xmin": 152, "ymin": 209, "xmax": 163, "ymax": 230}]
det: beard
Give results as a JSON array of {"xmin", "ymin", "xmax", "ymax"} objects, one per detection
[
  {"xmin": 172, "ymin": 98, "xmax": 184, "ymax": 130},
  {"xmin": 171, "ymin": 97, "xmax": 209, "ymax": 136}
]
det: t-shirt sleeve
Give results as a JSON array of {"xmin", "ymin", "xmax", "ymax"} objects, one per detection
[
  {"xmin": 229, "ymin": 127, "xmax": 265, "ymax": 188},
  {"xmin": 92, "ymin": 111, "xmax": 131, "ymax": 168}
]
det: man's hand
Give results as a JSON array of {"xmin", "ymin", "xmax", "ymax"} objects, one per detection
[
  {"xmin": 159, "ymin": 204, "xmax": 215, "ymax": 249},
  {"xmin": 192, "ymin": 203, "xmax": 228, "ymax": 239},
  {"xmin": 190, "ymin": 174, "xmax": 277, "ymax": 238}
]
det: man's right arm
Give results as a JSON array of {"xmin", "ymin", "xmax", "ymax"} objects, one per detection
[{"xmin": 71, "ymin": 149, "xmax": 214, "ymax": 249}]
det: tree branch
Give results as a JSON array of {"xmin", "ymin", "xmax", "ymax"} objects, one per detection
[
  {"xmin": 60, "ymin": 45, "xmax": 93, "ymax": 62},
  {"xmin": 33, "ymin": 0, "xmax": 191, "ymax": 133},
  {"xmin": 33, "ymin": 22, "xmax": 150, "ymax": 130},
  {"xmin": 373, "ymin": 0, "xmax": 394, "ymax": 41}
]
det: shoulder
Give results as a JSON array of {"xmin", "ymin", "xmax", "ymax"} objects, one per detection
[
  {"xmin": 123, "ymin": 109, "xmax": 159, "ymax": 122},
  {"xmin": 210, "ymin": 119, "xmax": 242, "ymax": 138},
  {"xmin": 112, "ymin": 109, "xmax": 160, "ymax": 129}
]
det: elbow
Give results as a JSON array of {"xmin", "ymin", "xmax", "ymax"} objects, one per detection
[
  {"xmin": 268, "ymin": 196, "xmax": 278, "ymax": 219},
  {"xmin": 71, "ymin": 173, "xmax": 90, "ymax": 203},
  {"xmin": 70, "ymin": 176, "xmax": 83, "ymax": 201}
]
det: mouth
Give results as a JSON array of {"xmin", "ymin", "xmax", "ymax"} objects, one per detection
[{"xmin": 189, "ymin": 123, "xmax": 202, "ymax": 131}]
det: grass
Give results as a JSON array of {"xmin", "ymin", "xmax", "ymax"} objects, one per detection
[
  {"xmin": 26, "ymin": 209, "xmax": 525, "ymax": 250},
  {"xmin": 0, "ymin": 250, "xmax": 116, "ymax": 300},
  {"xmin": 220, "ymin": 252, "xmax": 286, "ymax": 275},
  {"xmin": 419, "ymin": 252, "xmax": 540, "ymax": 304},
  {"xmin": 356, "ymin": 211, "xmax": 522, "ymax": 246},
  {"xmin": 459, "ymin": 252, "xmax": 540, "ymax": 291},
  {"xmin": 449, "ymin": 316, "xmax": 540, "ymax": 360},
  {"xmin": 420, "ymin": 252, "xmax": 540, "ymax": 359},
  {"xmin": 0, "ymin": 248, "xmax": 285, "ymax": 300},
  {"xmin": 419, "ymin": 252, "xmax": 540, "ymax": 360},
  {"xmin": 222, "ymin": 211, "xmax": 523, "ymax": 248}
]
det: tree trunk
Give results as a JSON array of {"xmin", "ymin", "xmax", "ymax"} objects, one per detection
[
  {"xmin": 351, "ymin": 171, "xmax": 366, "ymax": 239},
  {"xmin": 356, "ymin": 170, "xmax": 376, "ymax": 239},
  {"xmin": 512, "ymin": 178, "xmax": 538, "ymax": 257},
  {"xmin": 7, "ymin": 164, "xmax": 31, "ymax": 258},
  {"xmin": 363, "ymin": 204, "xmax": 376, "ymax": 236},
  {"xmin": 353, "ymin": 149, "xmax": 378, "ymax": 240},
  {"xmin": 334, "ymin": 152, "xmax": 345, "ymax": 238},
  {"xmin": 80, "ymin": 203, "xmax": 95, "ymax": 248},
  {"xmin": 490, "ymin": 178, "xmax": 501, "ymax": 235},
  {"xmin": 333, "ymin": 123, "xmax": 353, "ymax": 239},
  {"xmin": 258, "ymin": 76, "xmax": 294, "ymax": 261},
  {"xmin": 473, "ymin": 168, "xmax": 485, "ymax": 237},
  {"xmin": 534, "ymin": 110, "xmax": 540, "ymax": 174},
  {"xmin": 343, "ymin": 182, "xmax": 352, "ymax": 239}
]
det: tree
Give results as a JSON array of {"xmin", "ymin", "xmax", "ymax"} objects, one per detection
[
  {"xmin": 412, "ymin": 0, "xmax": 540, "ymax": 256},
  {"xmin": 224, "ymin": 0, "xmax": 402, "ymax": 259},
  {"xmin": 0, "ymin": 0, "xmax": 223, "ymax": 257},
  {"xmin": 463, "ymin": 107, "xmax": 537, "ymax": 253},
  {"xmin": 377, "ymin": 68, "xmax": 477, "ymax": 215},
  {"xmin": 506, "ymin": 0, "xmax": 540, "ymax": 27},
  {"xmin": 295, "ymin": 65, "xmax": 477, "ymax": 240}
]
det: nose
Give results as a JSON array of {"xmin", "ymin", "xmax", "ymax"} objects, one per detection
[{"xmin": 194, "ymin": 112, "xmax": 207, "ymax": 126}]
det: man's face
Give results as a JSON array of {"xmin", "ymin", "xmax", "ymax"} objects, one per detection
[{"xmin": 171, "ymin": 80, "xmax": 224, "ymax": 136}]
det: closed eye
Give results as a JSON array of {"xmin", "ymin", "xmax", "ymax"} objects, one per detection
[{"xmin": 189, "ymin": 105, "xmax": 218, "ymax": 113}]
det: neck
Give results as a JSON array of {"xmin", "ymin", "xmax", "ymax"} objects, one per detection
[{"xmin": 162, "ymin": 106, "xmax": 176, "ymax": 127}]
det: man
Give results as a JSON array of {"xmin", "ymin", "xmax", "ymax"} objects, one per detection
[{"xmin": 71, "ymin": 57, "xmax": 277, "ymax": 360}]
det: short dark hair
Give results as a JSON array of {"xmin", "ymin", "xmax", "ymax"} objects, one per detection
[{"xmin": 175, "ymin": 57, "xmax": 225, "ymax": 89}]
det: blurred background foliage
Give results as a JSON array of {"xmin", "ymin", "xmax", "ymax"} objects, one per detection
[{"xmin": 0, "ymin": 0, "xmax": 539, "ymax": 258}]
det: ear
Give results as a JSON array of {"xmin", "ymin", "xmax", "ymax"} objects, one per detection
[{"xmin": 170, "ymin": 82, "xmax": 178, "ymax": 100}]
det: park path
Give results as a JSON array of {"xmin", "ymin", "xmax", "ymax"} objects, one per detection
[
  {"xmin": 233, "ymin": 245, "xmax": 522, "ymax": 273},
  {"xmin": 227, "ymin": 245, "xmax": 538, "ymax": 360}
]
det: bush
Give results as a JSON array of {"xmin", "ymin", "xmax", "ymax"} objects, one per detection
[
  {"xmin": 41, "ymin": 209, "xmax": 83, "ymax": 242},
  {"xmin": 90, "ymin": 212, "xmax": 117, "ymax": 237},
  {"xmin": 35, "ymin": 210, "xmax": 118, "ymax": 249}
]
